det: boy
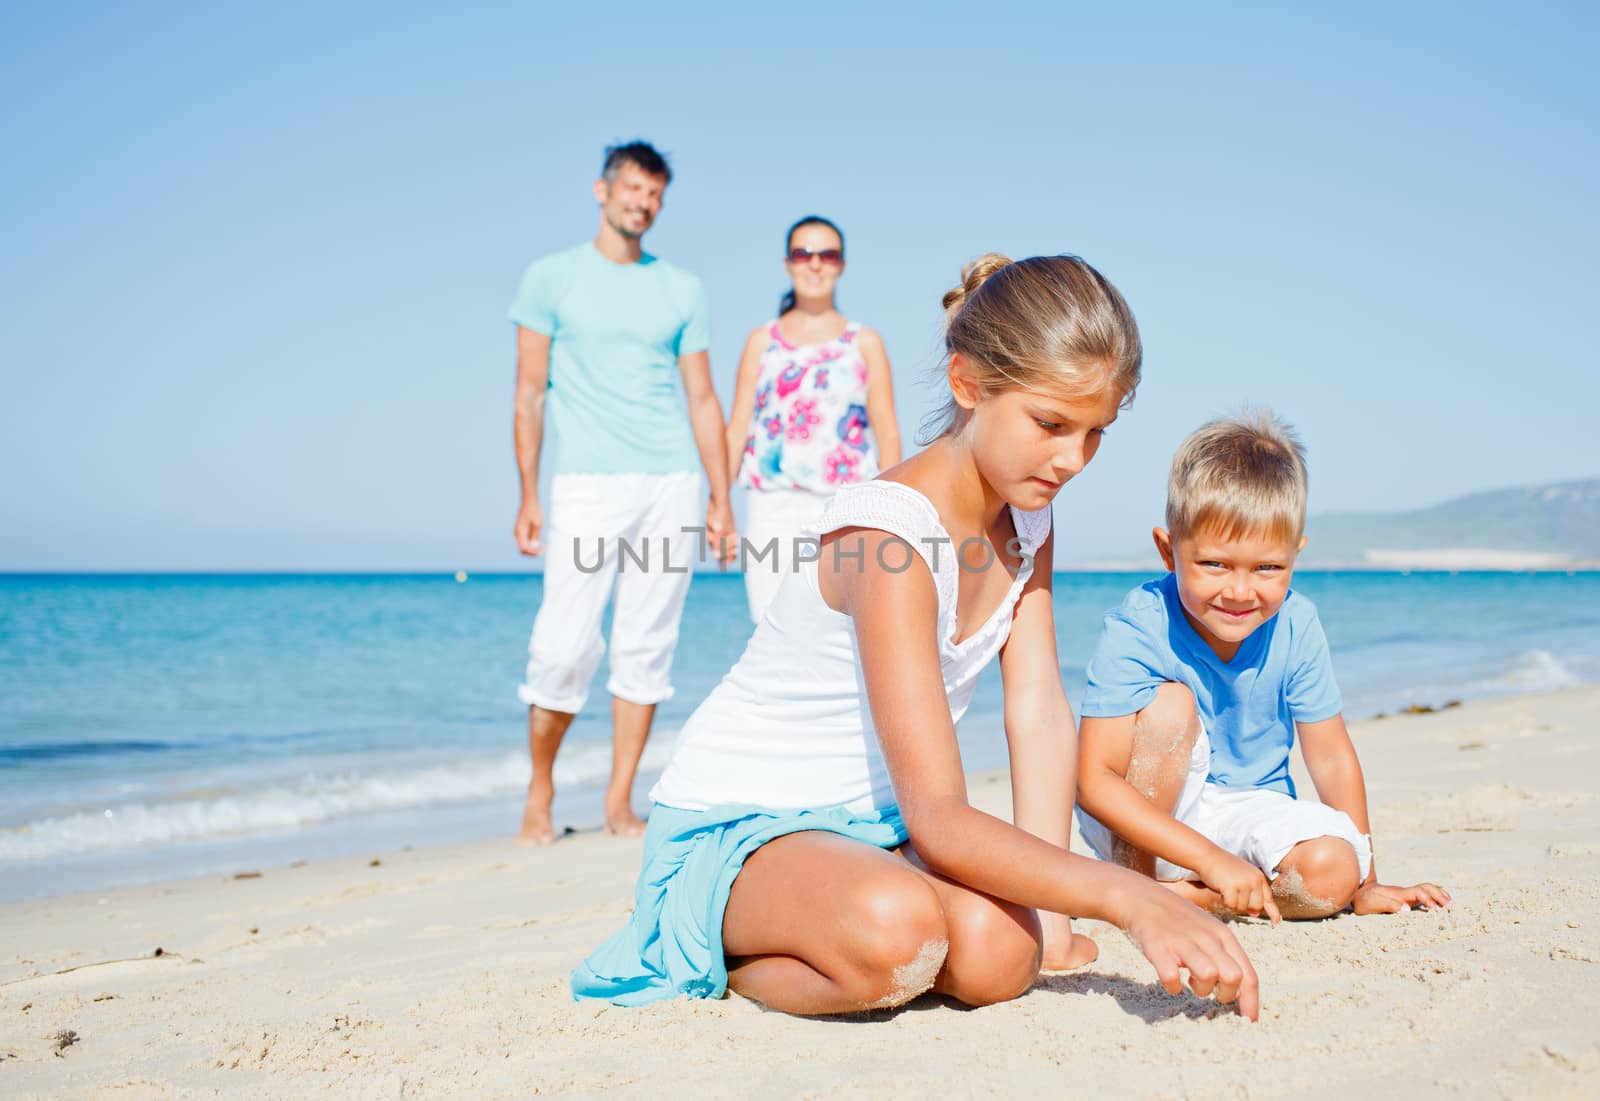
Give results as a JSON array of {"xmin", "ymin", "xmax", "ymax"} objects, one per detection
[{"xmin": 1076, "ymin": 411, "xmax": 1449, "ymax": 921}]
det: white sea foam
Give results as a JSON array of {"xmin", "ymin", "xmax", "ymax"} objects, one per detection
[
  {"xmin": 1467, "ymin": 648, "xmax": 1582, "ymax": 696},
  {"xmin": 0, "ymin": 734, "xmax": 678, "ymax": 862}
]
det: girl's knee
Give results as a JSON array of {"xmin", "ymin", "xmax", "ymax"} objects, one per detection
[
  {"xmin": 1276, "ymin": 836, "xmax": 1361, "ymax": 917},
  {"xmin": 939, "ymin": 896, "xmax": 1042, "ymax": 1007},
  {"xmin": 842, "ymin": 876, "xmax": 949, "ymax": 1008}
]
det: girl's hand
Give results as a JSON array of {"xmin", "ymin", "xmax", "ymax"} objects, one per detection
[
  {"xmin": 1352, "ymin": 880, "xmax": 1452, "ymax": 915},
  {"xmin": 1124, "ymin": 885, "xmax": 1261, "ymax": 1021},
  {"xmin": 1199, "ymin": 851, "xmax": 1283, "ymax": 925}
]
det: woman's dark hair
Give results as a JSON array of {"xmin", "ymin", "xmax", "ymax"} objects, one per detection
[{"xmin": 777, "ymin": 215, "xmax": 845, "ymax": 317}]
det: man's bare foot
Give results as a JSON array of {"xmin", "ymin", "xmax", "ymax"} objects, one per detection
[
  {"xmin": 604, "ymin": 801, "xmax": 647, "ymax": 838},
  {"xmin": 517, "ymin": 781, "xmax": 556, "ymax": 846}
]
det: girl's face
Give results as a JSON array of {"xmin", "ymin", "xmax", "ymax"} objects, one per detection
[
  {"xmin": 953, "ymin": 355, "xmax": 1124, "ymax": 510},
  {"xmin": 784, "ymin": 222, "xmax": 845, "ymax": 304}
]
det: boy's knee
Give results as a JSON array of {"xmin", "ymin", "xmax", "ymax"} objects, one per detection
[
  {"xmin": 939, "ymin": 897, "xmax": 1042, "ymax": 1006},
  {"xmin": 843, "ymin": 876, "xmax": 949, "ymax": 1008},
  {"xmin": 1276, "ymin": 836, "xmax": 1361, "ymax": 917},
  {"xmin": 1134, "ymin": 682, "xmax": 1200, "ymax": 752}
]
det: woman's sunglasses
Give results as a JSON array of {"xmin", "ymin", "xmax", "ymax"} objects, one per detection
[{"xmin": 787, "ymin": 247, "xmax": 844, "ymax": 266}]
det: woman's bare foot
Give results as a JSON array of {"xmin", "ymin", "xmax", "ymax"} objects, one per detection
[{"xmin": 517, "ymin": 780, "xmax": 556, "ymax": 846}]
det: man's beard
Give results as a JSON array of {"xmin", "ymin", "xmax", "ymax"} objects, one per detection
[{"xmin": 607, "ymin": 211, "xmax": 649, "ymax": 240}]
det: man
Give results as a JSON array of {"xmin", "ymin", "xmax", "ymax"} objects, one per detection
[{"xmin": 509, "ymin": 140, "xmax": 736, "ymax": 845}]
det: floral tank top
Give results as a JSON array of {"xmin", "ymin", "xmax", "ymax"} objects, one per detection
[{"xmin": 737, "ymin": 319, "xmax": 879, "ymax": 494}]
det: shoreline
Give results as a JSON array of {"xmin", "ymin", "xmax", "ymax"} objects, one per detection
[
  {"xmin": 3, "ymin": 686, "xmax": 1598, "ymax": 1096},
  {"xmin": 5, "ymin": 660, "xmax": 1584, "ymax": 906}
]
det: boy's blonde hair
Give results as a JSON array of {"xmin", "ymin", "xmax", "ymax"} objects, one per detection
[
  {"xmin": 920, "ymin": 253, "xmax": 1143, "ymax": 442},
  {"xmin": 1166, "ymin": 409, "xmax": 1309, "ymax": 543}
]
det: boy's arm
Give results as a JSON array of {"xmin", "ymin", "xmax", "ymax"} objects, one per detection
[
  {"xmin": 997, "ymin": 526, "xmax": 1096, "ymax": 970},
  {"xmin": 1079, "ymin": 715, "xmax": 1277, "ymax": 921},
  {"xmin": 1298, "ymin": 715, "xmax": 1452, "ymax": 912}
]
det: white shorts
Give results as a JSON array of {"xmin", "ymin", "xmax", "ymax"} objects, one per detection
[
  {"xmin": 740, "ymin": 486, "xmax": 831, "ymax": 624},
  {"xmin": 518, "ymin": 472, "xmax": 703, "ymax": 714},
  {"xmin": 1077, "ymin": 724, "xmax": 1371, "ymax": 883}
]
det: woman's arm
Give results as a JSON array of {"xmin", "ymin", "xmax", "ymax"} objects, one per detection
[
  {"xmin": 858, "ymin": 328, "xmax": 901, "ymax": 468},
  {"xmin": 723, "ymin": 327, "xmax": 767, "ymax": 488},
  {"xmin": 833, "ymin": 527, "xmax": 1262, "ymax": 1018}
]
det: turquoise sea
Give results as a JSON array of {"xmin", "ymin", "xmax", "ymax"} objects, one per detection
[{"xmin": 2, "ymin": 571, "xmax": 1596, "ymax": 902}]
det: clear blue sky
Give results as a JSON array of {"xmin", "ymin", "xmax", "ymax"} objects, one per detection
[{"xmin": 3, "ymin": 2, "xmax": 1595, "ymax": 570}]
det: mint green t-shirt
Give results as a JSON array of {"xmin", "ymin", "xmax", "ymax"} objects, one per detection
[{"xmin": 508, "ymin": 242, "xmax": 711, "ymax": 476}]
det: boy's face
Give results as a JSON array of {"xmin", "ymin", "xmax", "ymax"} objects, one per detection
[{"xmin": 1153, "ymin": 524, "xmax": 1307, "ymax": 661}]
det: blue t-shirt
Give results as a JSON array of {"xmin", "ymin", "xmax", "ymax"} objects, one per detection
[
  {"xmin": 1080, "ymin": 574, "xmax": 1342, "ymax": 796},
  {"xmin": 508, "ymin": 242, "xmax": 711, "ymax": 476}
]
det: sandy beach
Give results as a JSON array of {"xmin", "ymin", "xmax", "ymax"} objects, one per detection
[{"xmin": 3, "ymin": 686, "xmax": 1598, "ymax": 1099}]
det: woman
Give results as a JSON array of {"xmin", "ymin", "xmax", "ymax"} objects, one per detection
[{"xmin": 725, "ymin": 216, "xmax": 902, "ymax": 623}]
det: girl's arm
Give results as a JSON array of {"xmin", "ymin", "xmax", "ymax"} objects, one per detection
[
  {"xmin": 834, "ymin": 528, "xmax": 1262, "ymax": 1018},
  {"xmin": 996, "ymin": 524, "xmax": 1095, "ymax": 968},
  {"xmin": 1298, "ymin": 716, "xmax": 1452, "ymax": 912},
  {"xmin": 857, "ymin": 328, "xmax": 902, "ymax": 468},
  {"xmin": 723, "ymin": 327, "xmax": 767, "ymax": 488}
]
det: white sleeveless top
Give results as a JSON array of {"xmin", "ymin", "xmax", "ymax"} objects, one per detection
[{"xmin": 650, "ymin": 481, "xmax": 1053, "ymax": 813}]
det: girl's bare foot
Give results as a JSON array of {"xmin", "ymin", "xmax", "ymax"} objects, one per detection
[{"xmin": 1041, "ymin": 931, "xmax": 1100, "ymax": 971}]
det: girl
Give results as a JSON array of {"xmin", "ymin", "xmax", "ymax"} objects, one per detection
[
  {"xmin": 725, "ymin": 216, "xmax": 903, "ymax": 623},
  {"xmin": 574, "ymin": 254, "xmax": 1260, "ymax": 1018}
]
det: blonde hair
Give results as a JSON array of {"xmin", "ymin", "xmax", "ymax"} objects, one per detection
[
  {"xmin": 1166, "ymin": 409, "xmax": 1309, "ymax": 543},
  {"xmin": 921, "ymin": 253, "xmax": 1142, "ymax": 442}
]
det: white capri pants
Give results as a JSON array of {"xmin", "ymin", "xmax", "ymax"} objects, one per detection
[
  {"xmin": 741, "ymin": 486, "xmax": 831, "ymax": 624},
  {"xmin": 518, "ymin": 472, "xmax": 703, "ymax": 714},
  {"xmin": 1077, "ymin": 724, "xmax": 1372, "ymax": 883}
]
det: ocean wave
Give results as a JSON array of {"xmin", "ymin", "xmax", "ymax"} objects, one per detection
[
  {"xmin": 1461, "ymin": 648, "xmax": 1583, "ymax": 696},
  {"xmin": 0, "ymin": 734, "xmax": 678, "ymax": 862},
  {"xmin": 0, "ymin": 739, "xmax": 178, "ymax": 763}
]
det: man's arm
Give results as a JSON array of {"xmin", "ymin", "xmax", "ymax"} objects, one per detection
[
  {"xmin": 1298, "ymin": 715, "xmax": 1452, "ymax": 912},
  {"xmin": 678, "ymin": 350, "xmax": 737, "ymax": 563},
  {"xmin": 512, "ymin": 325, "xmax": 552, "ymax": 556}
]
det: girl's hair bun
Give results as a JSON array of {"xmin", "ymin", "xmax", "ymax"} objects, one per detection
[{"xmin": 941, "ymin": 253, "xmax": 1012, "ymax": 320}]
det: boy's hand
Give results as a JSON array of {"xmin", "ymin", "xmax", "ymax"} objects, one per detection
[
  {"xmin": 1352, "ymin": 880, "xmax": 1452, "ymax": 915},
  {"xmin": 1124, "ymin": 883, "xmax": 1261, "ymax": 1021},
  {"xmin": 1198, "ymin": 851, "xmax": 1283, "ymax": 925}
]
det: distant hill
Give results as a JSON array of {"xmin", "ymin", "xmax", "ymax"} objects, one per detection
[{"xmin": 1302, "ymin": 478, "xmax": 1600, "ymax": 567}]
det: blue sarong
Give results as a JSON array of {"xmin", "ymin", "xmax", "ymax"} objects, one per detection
[{"xmin": 572, "ymin": 801, "xmax": 908, "ymax": 1006}]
